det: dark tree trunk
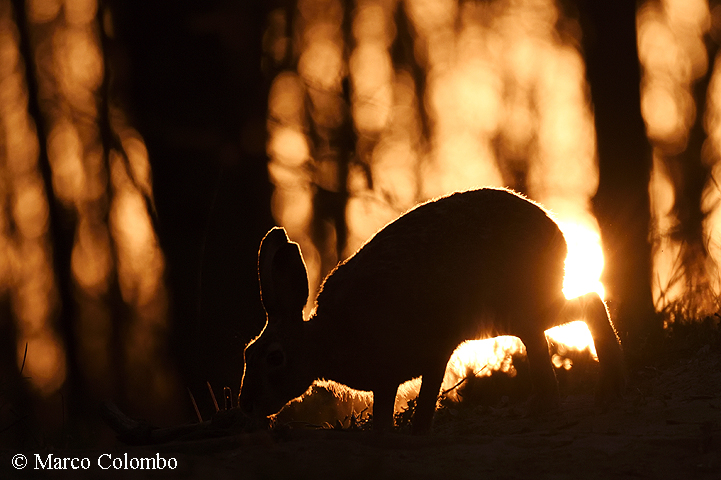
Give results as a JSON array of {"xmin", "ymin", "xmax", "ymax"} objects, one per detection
[
  {"xmin": 107, "ymin": 0, "xmax": 276, "ymax": 419},
  {"xmin": 576, "ymin": 0, "xmax": 660, "ymax": 355},
  {"xmin": 309, "ymin": 2, "xmax": 354, "ymax": 275}
]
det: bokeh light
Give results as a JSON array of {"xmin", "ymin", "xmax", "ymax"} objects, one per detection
[
  {"xmin": 639, "ymin": 0, "xmax": 721, "ymax": 319},
  {"xmin": 0, "ymin": 0, "xmax": 175, "ymax": 411}
]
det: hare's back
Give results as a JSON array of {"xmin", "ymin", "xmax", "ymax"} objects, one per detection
[
  {"xmin": 360, "ymin": 188, "xmax": 563, "ymax": 264},
  {"xmin": 322, "ymin": 189, "xmax": 566, "ymax": 306}
]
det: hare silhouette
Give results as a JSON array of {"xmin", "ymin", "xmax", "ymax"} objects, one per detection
[{"xmin": 239, "ymin": 188, "xmax": 624, "ymax": 433}]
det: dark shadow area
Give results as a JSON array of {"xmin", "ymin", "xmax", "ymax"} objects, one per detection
[{"xmin": 108, "ymin": 0, "xmax": 276, "ymax": 420}]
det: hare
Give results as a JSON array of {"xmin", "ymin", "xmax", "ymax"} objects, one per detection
[{"xmin": 239, "ymin": 188, "xmax": 624, "ymax": 433}]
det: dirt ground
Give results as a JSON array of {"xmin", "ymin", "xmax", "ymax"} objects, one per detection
[{"xmin": 3, "ymin": 339, "xmax": 720, "ymax": 479}]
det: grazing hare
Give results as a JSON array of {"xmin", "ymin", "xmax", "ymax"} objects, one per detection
[{"xmin": 240, "ymin": 188, "xmax": 624, "ymax": 433}]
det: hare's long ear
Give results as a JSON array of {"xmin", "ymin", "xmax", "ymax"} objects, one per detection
[{"xmin": 258, "ymin": 227, "xmax": 309, "ymax": 319}]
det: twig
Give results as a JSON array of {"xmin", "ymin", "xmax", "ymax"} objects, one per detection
[
  {"xmin": 19, "ymin": 342, "xmax": 28, "ymax": 375},
  {"xmin": 207, "ymin": 382, "xmax": 219, "ymax": 413},
  {"xmin": 100, "ymin": 401, "xmax": 253, "ymax": 445},
  {"xmin": 188, "ymin": 388, "xmax": 203, "ymax": 423},
  {"xmin": 442, "ymin": 364, "xmax": 490, "ymax": 396}
]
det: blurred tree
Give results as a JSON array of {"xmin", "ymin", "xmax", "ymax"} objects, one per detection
[
  {"xmin": 646, "ymin": 0, "xmax": 720, "ymax": 322},
  {"xmin": 573, "ymin": 0, "xmax": 660, "ymax": 354}
]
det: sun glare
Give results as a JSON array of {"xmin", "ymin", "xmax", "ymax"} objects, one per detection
[
  {"xmin": 546, "ymin": 321, "xmax": 597, "ymax": 358},
  {"xmin": 558, "ymin": 221, "xmax": 606, "ymax": 300},
  {"xmin": 442, "ymin": 336, "xmax": 525, "ymax": 398}
]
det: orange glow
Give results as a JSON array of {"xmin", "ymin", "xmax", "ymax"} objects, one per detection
[
  {"xmin": 442, "ymin": 336, "xmax": 525, "ymax": 400},
  {"xmin": 268, "ymin": 72, "xmax": 306, "ymax": 126},
  {"xmin": 700, "ymin": 5, "xmax": 721, "ymax": 314},
  {"xmin": 352, "ymin": 1, "xmax": 393, "ymax": 46},
  {"xmin": 349, "ymin": 43, "xmax": 393, "ymax": 133},
  {"xmin": 649, "ymin": 152, "xmax": 686, "ymax": 310},
  {"xmin": 268, "ymin": 127, "xmax": 310, "ymax": 169},
  {"xmin": 71, "ymin": 216, "xmax": 112, "ymax": 293},
  {"xmin": 110, "ymin": 152, "xmax": 164, "ymax": 307},
  {"xmin": 19, "ymin": 334, "xmax": 66, "ymax": 395},
  {"xmin": 121, "ymin": 133, "xmax": 154, "ymax": 201},
  {"xmin": 441, "ymin": 319, "xmax": 597, "ymax": 403},
  {"xmin": 47, "ymin": 120, "xmax": 85, "ymax": 206},
  {"xmin": 10, "ymin": 241, "xmax": 55, "ymax": 333},
  {"xmin": 297, "ymin": 0, "xmax": 345, "ymax": 92},
  {"xmin": 405, "ymin": 0, "xmax": 457, "ymax": 68},
  {"xmin": 53, "ymin": 25, "xmax": 104, "ymax": 105},
  {"xmin": 108, "ymin": 122, "xmax": 173, "ymax": 406},
  {"xmin": 558, "ymin": 221, "xmax": 605, "ymax": 300},
  {"xmin": 546, "ymin": 321, "xmax": 597, "ymax": 359},
  {"xmin": 64, "ymin": 0, "xmax": 97, "ymax": 26},
  {"xmin": 27, "ymin": 0, "xmax": 62, "ymax": 24},
  {"xmin": 0, "ymin": 0, "xmax": 174, "ymax": 408},
  {"xmin": 12, "ymin": 177, "xmax": 50, "ymax": 239},
  {"xmin": 636, "ymin": 0, "xmax": 700, "ymax": 147}
]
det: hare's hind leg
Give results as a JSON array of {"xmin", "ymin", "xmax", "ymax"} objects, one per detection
[
  {"xmin": 411, "ymin": 362, "xmax": 447, "ymax": 435},
  {"xmin": 372, "ymin": 385, "xmax": 397, "ymax": 432},
  {"xmin": 522, "ymin": 328, "xmax": 560, "ymax": 412},
  {"xmin": 564, "ymin": 292, "xmax": 625, "ymax": 405}
]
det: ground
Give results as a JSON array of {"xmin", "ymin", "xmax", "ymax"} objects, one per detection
[{"xmin": 3, "ymin": 339, "xmax": 720, "ymax": 479}]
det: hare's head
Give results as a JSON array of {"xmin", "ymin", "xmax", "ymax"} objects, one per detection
[{"xmin": 239, "ymin": 228, "xmax": 314, "ymax": 418}]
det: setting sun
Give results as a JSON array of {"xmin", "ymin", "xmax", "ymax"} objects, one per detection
[{"xmin": 558, "ymin": 221, "xmax": 606, "ymax": 300}]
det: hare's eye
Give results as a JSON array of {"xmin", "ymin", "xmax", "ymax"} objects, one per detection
[{"xmin": 266, "ymin": 349, "xmax": 285, "ymax": 368}]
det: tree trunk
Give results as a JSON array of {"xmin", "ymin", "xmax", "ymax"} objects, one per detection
[
  {"xmin": 576, "ymin": 0, "xmax": 660, "ymax": 355},
  {"xmin": 660, "ymin": 36, "xmax": 718, "ymax": 320}
]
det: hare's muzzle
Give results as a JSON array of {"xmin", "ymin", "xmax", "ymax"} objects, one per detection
[{"xmin": 239, "ymin": 385, "xmax": 274, "ymax": 419}]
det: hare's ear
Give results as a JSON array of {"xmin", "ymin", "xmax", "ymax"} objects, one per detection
[{"xmin": 258, "ymin": 227, "xmax": 309, "ymax": 318}]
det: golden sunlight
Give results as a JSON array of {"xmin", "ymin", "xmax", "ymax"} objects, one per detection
[
  {"xmin": 442, "ymin": 336, "xmax": 525, "ymax": 400},
  {"xmin": 558, "ymin": 221, "xmax": 605, "ymax": 300},
  {"xmin": 547, "ymin": 321, "xmax": 597, "ymax": 358},
  {"xmin": 19, "ymin": 334, "xmax": 66, "ymax": 395}
]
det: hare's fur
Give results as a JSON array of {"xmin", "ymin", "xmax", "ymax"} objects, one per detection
[{"xmin": 240, "ymin": 188, "xmax": 624, "ymax": 433}]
